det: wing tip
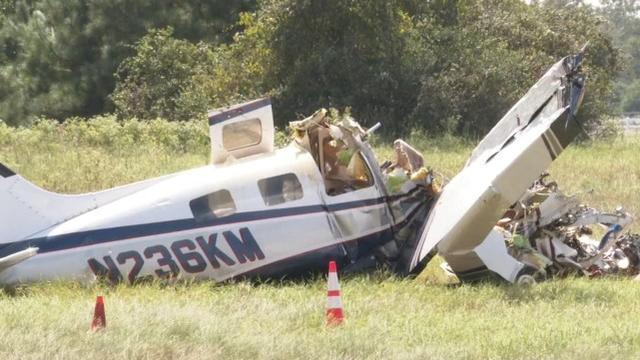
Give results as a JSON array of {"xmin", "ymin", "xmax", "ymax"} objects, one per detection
[{"xmin": 0, "ymin": 162, "xmax": 16, "ymax": 178}]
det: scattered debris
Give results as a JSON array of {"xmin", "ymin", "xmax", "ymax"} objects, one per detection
[{"xmin": 477, "ymin": 173, "xmax": 640, "ymax": 281}]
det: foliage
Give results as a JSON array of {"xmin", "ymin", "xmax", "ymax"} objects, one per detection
[
  {"xmin": 0, "ymin": 0, "xmax": 630, "ymax": 137},
  {"xmin": 262, "ymin": 0, "xmax": 424, "ymax": 132},
  {"xmin": 0, "ymin": 0, "xmax": 256, "ymax": 125},
  {"xmin": 112, "ymin": 0, "xmax": 623, "ymax": 137},
  {"xmin": 112, "ymin": 12, "xmax": 275, "ymax": 122},
  {"xmin": 411, "ymin": 0, "xmax": 621, "ymax": 135},
  {"xmin": 598, "ymin": 0, "xmax": 640, "ymax": 112},
  {"xmin": 0, "ymin": 115, "xmax": 209, "ymax": 155},
  {"xmin": 620, "ymin": 80, "xmax": 640, "ymax": 112},
  {"xmin": 111, "ymin": 29, "xmax": 216, "ymax": 121}
]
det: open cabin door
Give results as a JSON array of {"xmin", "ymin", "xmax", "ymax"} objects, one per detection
[{"xmin": 208, "ymin": 98, "xmax": 275, "ymax": 164}]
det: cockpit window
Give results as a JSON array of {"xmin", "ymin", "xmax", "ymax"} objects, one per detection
[
  {"xmin": 321, "ymin": 137, "xmax": 374, "ymax": 196},
  {"xmin": 222, "ymin": 118, "xmax": 262, "ymax": 151},
  {"xmin": 190, "ymin": 189, "xmax": 236, "ymax": 222},
  {"xmin": 258, "ymin": 173, "xmax": 303, "ymax": 206},
  {"xmin": 289, "ymin": 112, "xmax": 375, "ymax": 197}
]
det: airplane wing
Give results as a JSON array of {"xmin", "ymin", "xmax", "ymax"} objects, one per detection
[{"xmin": 407, "ymin": 49, "xmax": 587, "ymax": 277}]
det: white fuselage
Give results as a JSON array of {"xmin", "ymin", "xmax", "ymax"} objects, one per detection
[{"xmin": 0, "ymin": 145, "xmax": 409, "ymax": 284}]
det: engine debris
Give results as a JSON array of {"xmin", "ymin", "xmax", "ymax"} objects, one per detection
[{"xmin": 492, "ymin": 173, "xmax": 639, "ymax": 281}]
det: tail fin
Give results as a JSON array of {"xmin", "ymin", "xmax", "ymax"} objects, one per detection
[{"xmin": 0, "ymin": 162, "xmax": 166, "ymax": 242}]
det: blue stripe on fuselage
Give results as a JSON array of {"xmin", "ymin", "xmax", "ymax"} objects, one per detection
[{"xmin": 0, "ymin": 192, "xmax": 421, "ymax": 258}]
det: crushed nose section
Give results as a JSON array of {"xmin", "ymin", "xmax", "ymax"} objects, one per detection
[{"xmin": 0, "ymin": 163, "xmax": 16, "ymax": 178}]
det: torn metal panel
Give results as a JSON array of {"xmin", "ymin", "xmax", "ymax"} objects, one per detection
[
  {"xmin": 474, "ymin": 228, "xmax": 525, "ymax": 283},
  {"xmin": 493, "ymin": 175, "xmax": 639, "ymax": 280}
]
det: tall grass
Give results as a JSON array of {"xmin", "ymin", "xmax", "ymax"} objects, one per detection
[
  {"xmin": 2, "ymin": 277, "xmax": 640, "ymax": 359},
  {"xmin": 0, "ymin": 116, "xmax": 208, "ymax": 193},
  {"xmin": 1, "ymin": 117, "xmax": 640, "ymax": 359}
]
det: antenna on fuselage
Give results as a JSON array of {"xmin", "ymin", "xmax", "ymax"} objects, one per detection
[{"xmin": 365, "ymin": 122, "xmax": 382, "ymax": 139}]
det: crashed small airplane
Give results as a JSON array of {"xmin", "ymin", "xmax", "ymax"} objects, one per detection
[{"xmin": 0, "ymin": 49, "xmax": 630, "ymax": 286}]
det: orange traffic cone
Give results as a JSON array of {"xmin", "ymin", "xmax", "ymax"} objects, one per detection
[
  {"xmin": 91, "ymin": 295, "xmax": 106, "ymax": 331},
  {"xmin": 326, "ymin": 261, "xmax": 344, "ymax": 326}
]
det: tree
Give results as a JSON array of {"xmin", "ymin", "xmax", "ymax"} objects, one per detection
[
  {"xmin": 598, "ymin": 0, "xmax": 640, "ymax": 113},
  {"xmin": 417, "ymin": 1, "xmax": 621, "ymax": 134},
  {"xmin": 112, "ymin": 12, "xmax": 274, "ymax": 121},
  {"xmin": 112, "ymin": 0, "xmax": 622, "ymax": 136},
  {"xmin": 0, "ymin": 0, "xmax": 256, "ymax": 125},
  {"xmin": 621, "ymin": 80, "xmax": 640, "ymax": 112},
  {"xmin": 112, "ymin": 29, "xmax": 214, "ymax": 121},
  {"xmin": 263, "ymin": 0, "xmax": 426, "ymax": 131}
]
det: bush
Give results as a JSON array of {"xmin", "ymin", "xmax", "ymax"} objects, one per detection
[
  {"xmin": 0, "ymin": 115, "xmax": 209, "ymax": 155},
  {"xmin": 620, "ymin": 80, "xmax": 640, "ymax": 112},
  {"xmin": 111, "ymin": 0, "xmax": 623, "ymax": 138}
]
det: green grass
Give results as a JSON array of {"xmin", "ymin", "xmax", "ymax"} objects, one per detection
[
  {"xmin": 1, "ymin": 119, "xmax": 640, "ymax": 359},
  {"xmin": 3, "ymin": 277, "xmax": 640, "ymax": 359}
]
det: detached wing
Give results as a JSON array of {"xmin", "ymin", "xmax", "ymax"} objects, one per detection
[{"xmin": 408, "ymin": 51, "xmax": 587, "ymax": 274}]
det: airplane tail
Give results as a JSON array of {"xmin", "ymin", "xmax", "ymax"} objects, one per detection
[
  {"xmin": 0, "ymin": 163, "xmax": 94, "ymax": 243},
  {"xmin": 0, "ymin": 162, "xmax": 167, "ymax": 244}
]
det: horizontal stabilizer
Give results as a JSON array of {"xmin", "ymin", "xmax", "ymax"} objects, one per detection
[{"xmin": 0, "ymin": 247, "xmax": 38, "ymax": 273}]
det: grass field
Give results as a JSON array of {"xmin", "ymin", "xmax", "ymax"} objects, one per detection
[{"xmin": 1, "ymin": 119, "xmax": 640, "ymax": 359}]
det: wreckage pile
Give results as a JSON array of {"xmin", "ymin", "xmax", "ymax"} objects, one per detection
[{"xmin": 497, "ymin": 174, "xmax": 640, "ymax": 280}]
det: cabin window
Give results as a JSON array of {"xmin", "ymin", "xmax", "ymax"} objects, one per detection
[
  {"xmin": 222, "ymin": 118, "xmax": 262, "ymax": 151},
  {"xmin": 322, "ymin": 137, "xmax": 374, "ymax": 196},
  {"xmin": 258, "ymin": 173, "xmax": 303, "ymax": 206},
  {"xmin": 190, "ymin": 189, "xmax": 236, "ymax": 221}
]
